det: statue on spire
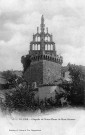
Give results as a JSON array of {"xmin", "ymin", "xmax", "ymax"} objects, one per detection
[
  {"xmin": 46, "ymin": 27, "xmax": 48, "ymax": 33},
  {"xmin": 40, "ymin": 15, "xmax": 45, "ymax": 33}
]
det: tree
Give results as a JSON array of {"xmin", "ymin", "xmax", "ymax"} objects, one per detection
[
  {"xmin": 67, "ymin": 64, "xmax": 85, "ymax": 105},
  {"xmin": 4, "ymin": 86, "xmax": 34, "ymax": 111},
  {"xmin": 2, "ymin": 70, "xmax": 18, "ymax": 88},
  {"xmin": 21, "ymin": 55, "xmax": 31, "ymax": 73}
]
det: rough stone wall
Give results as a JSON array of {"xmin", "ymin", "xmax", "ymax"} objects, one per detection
[
  {"xmin": 43, "ymin": 60, "xmax": 61, "ymax": 84},
  {"xmin": 34, "ymin": 85, "xmax": 65, "ymax": 101},
  {"xmin": 38, "ymin": 86, "xmax": 56, "ymax": 100},
  {"xmin": 24, "ymin": 60, "xmax": 43, "ymax": 86},
  {"xmin": 24, "ymin": 60, "xmax": 61, "ymax": 86}
]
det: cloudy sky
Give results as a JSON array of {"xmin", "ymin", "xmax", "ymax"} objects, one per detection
[{"xmin": 0, "ymin": 0, "xmax": 85, "ymax": 71}]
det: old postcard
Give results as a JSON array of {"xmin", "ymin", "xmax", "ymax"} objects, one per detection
[{"xmin": 0, "ymin": 0, "xmax": 85, "ymax": 135}]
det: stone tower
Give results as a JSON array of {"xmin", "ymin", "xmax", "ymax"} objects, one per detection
[{"xmin": 23, "ymin": 15, "xmax": 63, "ymax": 86}]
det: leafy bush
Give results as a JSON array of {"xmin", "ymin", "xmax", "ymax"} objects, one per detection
[{"xmin": 61, "ymin": 64, "xmax": 85, "ymax": 106}]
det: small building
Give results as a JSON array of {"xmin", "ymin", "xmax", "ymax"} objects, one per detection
[{"xmin": 34, "ymin": 85, "xmax": 65, "ymax": 101}]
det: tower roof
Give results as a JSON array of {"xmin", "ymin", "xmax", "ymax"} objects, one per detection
[
  {"xmin": 29, "ymin": 15, "xmax": 63, "ymax": 64},
  {"xmin": 41, "ymin": 15, "xmax": 44, "ymax": 24},
  {"xmin": 29, "ymin": 15, "xmax": 56, "ymax": 56},
  {"xmin": 40, "ymin": 15, "xmax": 45, "ymax": 33}
]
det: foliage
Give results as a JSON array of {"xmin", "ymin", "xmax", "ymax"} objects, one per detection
[
  {"xmin": 4, "ymin": 85, "xmax": 67, "ymax": 112},
  {"xmin": 2, "ymin": 63, "xmax": 85, "ymax": 112},
  {"xmin": 61, "ymin": 63, "xmax": 85, "ymax": 106},
  {"xmin": 21, "ymin": 55, "xmax": 31, "ymax": 73},
  {"xmin": 2, "ymin": 70, "xmax": 18, "ymax": 87},
  {"xmin": 5, "ymin": 87, "xmax": 34, "ymax": 111},
  {"xmin": 2, "ymin": 70, "xmax": 25, "ymax": 89}
]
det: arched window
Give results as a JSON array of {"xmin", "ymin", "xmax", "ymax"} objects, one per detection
[
  {"xmin": 35, "ymin": 44, "xmax": 37, "ymax": 50},
  {"xmin": 45, "ymin": 44, "xmax": 47, "ymax": 50},
  {"xmin": 48, "ymin": 44, "xmax": 51, "ymax": 50},
  {"xmin": 32, "ymin": 44, "xmax": 35, "ymax": 50},
  {"xmin": 48, "ymin": 36, "xmax": 50, "ymax": 42},
  {"xmin": 45, "ymin": 36, "xmax": 48, "ymax": 41},
  {"xmin": 38, "ymin": 44, "xmax": 40, "ymax": 50},
  {"xmin": 38, "ymin": 36, "xmax": 40, "ymax": 41}
]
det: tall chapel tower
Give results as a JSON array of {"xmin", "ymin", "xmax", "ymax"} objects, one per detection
[{"xmin": 23, "ymin": 15, "xmax": 63, "ymax": 86}]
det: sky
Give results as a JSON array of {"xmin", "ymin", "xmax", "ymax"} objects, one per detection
[{"xmin": 0, "ymin": 0, "xmax": 85, "ymax": 71}]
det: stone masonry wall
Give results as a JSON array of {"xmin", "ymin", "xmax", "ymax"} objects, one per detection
[
  {"xmin": 43, "ymin": 60, "xmax": 61, "ymax": 84},
  {"xmin": 24, "ymin": 60, "xmax": 43, "ymax": 86},
  {"xmin": 24, "ymin": 60, "xmax": 61, "ymax": 86}
]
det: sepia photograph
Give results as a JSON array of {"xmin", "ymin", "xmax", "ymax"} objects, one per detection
[{"xmin": 0, "ymin": 0, "xmax": 85, "ymax": 135}]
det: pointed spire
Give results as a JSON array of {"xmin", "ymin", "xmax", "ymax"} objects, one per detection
[
  {"xmin": 40, "ymin": 15, "xmax": 45, "ymax": 33},
  {"xmin": 41, "ymin": 15, "xmax": 44, "ymax": 24},
  {"xmin": 46, "ymin": 27, "xmax": 48, "ymax": 33},
  {"xmin": 37, "ymin": 27, "xmax": 39, "ymax": 33}
]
